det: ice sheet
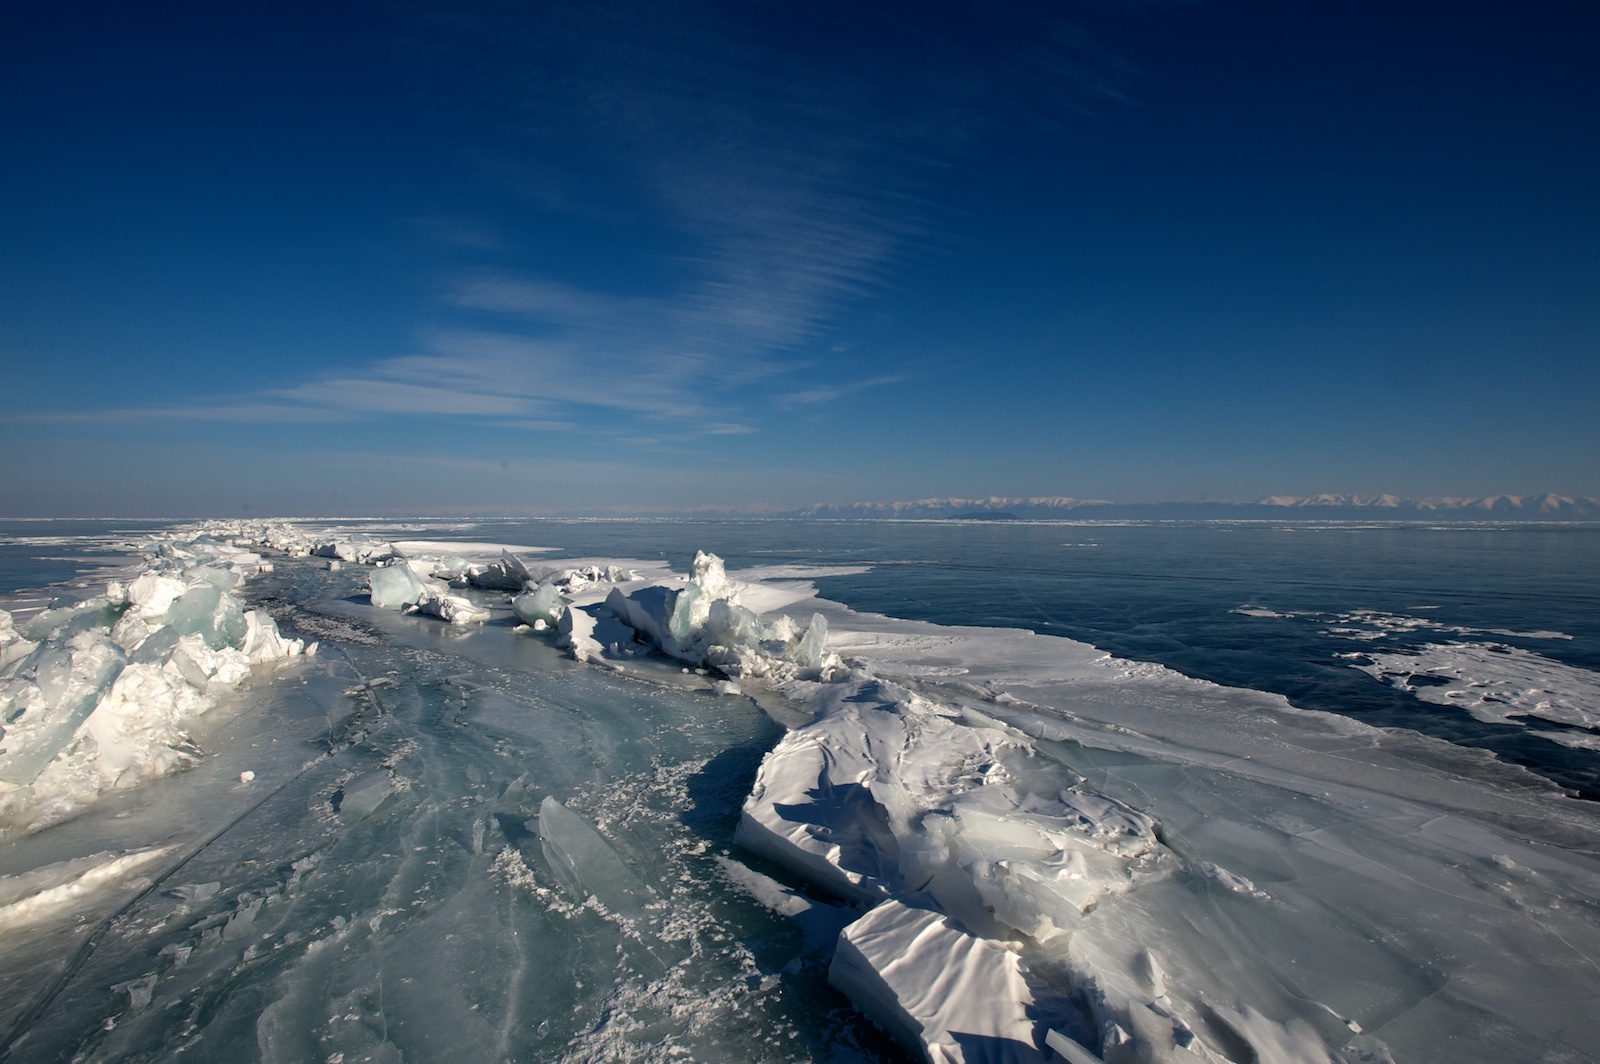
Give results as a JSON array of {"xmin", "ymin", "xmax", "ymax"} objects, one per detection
[{"xmin": 4, "ymin": 526, "xmax": 1599, "ymax": 1064}]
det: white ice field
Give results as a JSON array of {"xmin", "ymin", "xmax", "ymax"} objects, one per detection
[{"xmin": 2, "ymin": 521, "xmax": 1598, "ymax": 1063}]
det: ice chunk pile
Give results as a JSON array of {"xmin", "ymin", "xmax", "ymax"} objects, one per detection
[
  {"xmin": 0, "ymin": 523, "xmax": 312, "ymax": 834},
  {"xmin": 312, "ymin": 536, "xmax": 399, "ymax": 565},
  {"xmin": 734, "ymin": 679, "xmax": 1224, "ymax": 1064},
  {"xmin": 599, "ymin": 550, "xmax": 839, "ymax": 680},
  {"xmin": 358, "ymin": 547, "xmax": 614, "ymax": 627},
  {"xmin": 365, "ymin": 561, "xmax": 491, "ymax": 625}
]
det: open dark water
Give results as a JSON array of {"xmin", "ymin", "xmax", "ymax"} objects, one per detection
[
  {"xmin": 0, "ymin": 521, "xmax": 169, "ymax": 596},
  {"xmin": 436, "ymin": 519, "xmax": 1600, "ymax": 800}
]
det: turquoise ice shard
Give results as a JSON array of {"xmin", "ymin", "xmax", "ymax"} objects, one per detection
[
  {"xmin": 536, "ymin": 796, "xmax": 654, "ymax": 922},
  {"xmin": 368, "ymin": 564, "xmax": 427, "ymax": 609},
  {"xmin": 0, "ymin": 634, "xmax": 126, "ymax": 786},
  {"xmin": 512, "ymin": 584, "xmax": 567, "ymax": 627},
  {"xmin": 789, "ymin": 612, "xmax": 829, "ymax": 669}
]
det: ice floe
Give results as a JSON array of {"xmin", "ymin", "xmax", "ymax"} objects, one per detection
[{"xmin": 1353, "ymin": 641, "xmax": 1600, "ymax": 747}]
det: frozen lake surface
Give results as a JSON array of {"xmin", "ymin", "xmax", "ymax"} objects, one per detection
[{"xmin": 2, "ymin": 520, "xmax": 1599, "ymax": 1063}]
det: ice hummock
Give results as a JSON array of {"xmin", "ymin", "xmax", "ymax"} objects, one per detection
[
  {"xmin": 0, "ymin": 523, "xmax": 313, "ymax": 833},
  {"xmin": 366, "ymin": 561, "xmax": 490, "ymax": 624},
  {"xmin": 598, "ymin": 549, "xmax": 838, "ymax": 680}
]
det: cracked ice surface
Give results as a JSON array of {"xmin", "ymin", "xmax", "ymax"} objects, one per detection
[{"xmin": 0, "ymin": 529, "xmax": 1598, "ymax": 1064}]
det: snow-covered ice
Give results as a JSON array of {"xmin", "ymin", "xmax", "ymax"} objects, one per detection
[
  {"xmin": 1, "ymin": 525, "xmax": 1598, "ymax": 1064},
  {"xmin": 1353, "ymin": 641, "xmax": 1600, "ymax": 746}
]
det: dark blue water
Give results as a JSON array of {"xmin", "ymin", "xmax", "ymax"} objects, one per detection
[
  {"xmin": 460, "ymin": 519, "xmax": 1600, "ymax": 800},
  {"xmin": 0, "ymin": 520, "xmax": 166, "ymax": 597}
]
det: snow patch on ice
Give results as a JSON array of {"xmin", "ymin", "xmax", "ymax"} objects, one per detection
[
  {"xmin": 0, "ymin": 846, "xmax": 173, "ymax": 927},
  {"xmin": 1353, "ymin": 641, "xmax": 1600, "ymax": 741}
]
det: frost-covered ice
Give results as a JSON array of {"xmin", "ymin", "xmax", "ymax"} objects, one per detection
[
  {"xmin": 828, "ymin": 900, "xmax": 1044, "ymax": 1064},
  {"xmin": 2, "ymin": 526, "xmax": 1599, "ymax": 1064}
]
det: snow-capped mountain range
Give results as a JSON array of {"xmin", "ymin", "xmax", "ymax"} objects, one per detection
[{"xmin": 788, "ymin": 493, "xmax": 1600, "ymax": 521}]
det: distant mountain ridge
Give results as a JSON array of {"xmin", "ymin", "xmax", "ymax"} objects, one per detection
[{"xmin": 788, "ymin": 493, "xmax": 1600, "ymax": 521}]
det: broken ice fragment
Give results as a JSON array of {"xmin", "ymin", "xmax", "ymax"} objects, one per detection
[
  {"xmin": 369, "ymin": 564, "xmax": 427, "ymax": 609},
  {"xmin": 117, "ymin": 973, "xmax": 158, "ymax": 1010},
  {"xmin": 337, "ymin": 773, "xmax": 394, "ymax": 823},
  {"xmin": 789, "ymin": 612, "xmax": 829, "ymax": 670},
  {"xmin": 536, "ymin": 796, "xmax": 654, "ymax": 921},
  {"xmin": 512, "ymin": 584, "xmax": 568, "ymax": 627}
]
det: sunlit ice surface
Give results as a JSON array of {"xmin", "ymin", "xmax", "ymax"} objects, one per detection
[
  {"xmin": 0, "ymin": 522, "xmax": 1598, "ymax": 1064},
  {"xmin": 1, "ymin": 556, "xmax": 885, "ymax": 1063}
]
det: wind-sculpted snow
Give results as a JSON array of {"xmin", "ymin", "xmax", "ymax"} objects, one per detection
[{"xmin": 3, "ymin": 527, "xmax": 1600, "ymax": 1064}]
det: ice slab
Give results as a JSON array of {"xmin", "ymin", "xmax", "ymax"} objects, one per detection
[
  {"xmin": 512, "ymin": 583, "xmax": 567, "ymax": 627},
  {"xmin": 337, "ymin": 772, "xmax": 393, "ymax": 822},
  {"xmin": 1354, "ymin": 640, "xmax": 1600, "ymax": 738},
  {"xmin": 829, "ymin": 899, "xmax": 1047, "ymax": 1064},
  {"xmin": 368, "ymin": 563, "xmax": 427, "ymax": 609},
  {"xmin": 0, "ymin": 522, "xmax": 318, "ymax": 833},
  {"xmin": 536, "ymin": 795, "xmax": 655, "ymax": 923}
]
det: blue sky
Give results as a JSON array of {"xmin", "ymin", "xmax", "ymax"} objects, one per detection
[{"xmin": 2, "ymin": 1, "xmax": 1596, "ymax": 516}]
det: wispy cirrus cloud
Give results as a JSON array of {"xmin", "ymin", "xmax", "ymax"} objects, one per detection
[
  {"xmin": 782, "ymin": 374, "xmax": 908, "ymax": 406},
  {"xmin": 48, "ymin": 2, "xmax": 1127, "ymax": 441}
]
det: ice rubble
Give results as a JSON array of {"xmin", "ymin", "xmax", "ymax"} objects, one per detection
[
  {"xmin": 489, "ymin": 548, "xmax": 1600, "ymax": 1064},
  {"xmin": 593, "ymin": 550, "xmax": 835, "ymax": 679},
  {"xmin": 362, "ymin": 547, "xmax": 634, "ymax": 628},
  {"xmin": 341, "ymin": 543, "xmax": 1342, "ymax": 1062},
  {"xmin": 0, "ymin": 523, "xmax": 313, "ymax": 833}
]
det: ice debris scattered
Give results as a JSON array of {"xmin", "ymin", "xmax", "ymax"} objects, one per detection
[
  {"xmin": 362, "ymin": 547, "xmax": 633, "ymax": 630},
  {"xmin": 0, "ymin": 522, "xmax": 314, "ymax": 834}
]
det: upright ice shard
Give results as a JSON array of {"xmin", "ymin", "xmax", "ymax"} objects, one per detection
[
  {"xmin": 512, "ymin": 584, "xmax": 567, "ymax": 628},
  {"xmin": 368, "ymin": 564, "xmax": 427, "ymax": 609}
]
